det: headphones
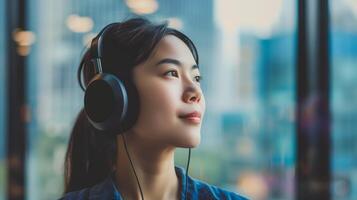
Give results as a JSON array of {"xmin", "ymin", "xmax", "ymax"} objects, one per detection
[{"xmin": 82, "ymin": 23, "xmax": 135, "ymax": 133}]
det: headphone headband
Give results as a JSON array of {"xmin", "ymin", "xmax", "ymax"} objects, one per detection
[
  {"xmin": 91, "ymin": 23, "xmax": 120, "ymax": 59},
  {"xmin": 90, "ymin": 23, "xmax": 120, "ymax": 74}
]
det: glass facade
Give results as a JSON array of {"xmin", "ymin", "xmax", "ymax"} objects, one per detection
[
  {"xmin": 0, "ymin": 0, "xmax": 6, "ymax": 198},
  {"xmin": 330, "ymin": 0, "xmax": 357, "ymax": 199},
  {"xmin": 25, "ymin": 0, "xmax": 296, "ymax": 199}
]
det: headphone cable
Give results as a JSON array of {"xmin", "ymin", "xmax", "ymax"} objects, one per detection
[
  {"xmin": 122, "ymin": 134, "xmax": 145, "ymax": 200},
  {"xmin": 185, "ymin": 148, "xmax": 191, "ymax": 200}
]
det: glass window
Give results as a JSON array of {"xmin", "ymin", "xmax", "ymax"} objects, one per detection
[
  {"xmin": 330, "ymin": 0, "xmax": 357, "ymax": 199},
  {"xmin": 27, "ymin": 0, "xmax": 296, "ymax": 199},
  {"xmin": 27, "ymin": 1, "xmax": 134, "ymax": 199},
  {"xmin": 0, "ymin": 0, "xmax": 6, "ymax": 198}
]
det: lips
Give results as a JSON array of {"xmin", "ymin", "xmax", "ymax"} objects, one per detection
[{"xmin": 179, "ymin": 111, "xmax": 202, "ymax": 119}]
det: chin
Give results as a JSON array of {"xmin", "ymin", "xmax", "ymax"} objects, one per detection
[
  {"xmin": 179, "ymin": 134, "xmax": 201, "ymax": 148},
  {"xmin": 176, "ymin": 142, "xmax": 200, "ymax": 148},
  {"xmin": 185, "ymin": 142, "xmax": 200, "ymax": 148}
]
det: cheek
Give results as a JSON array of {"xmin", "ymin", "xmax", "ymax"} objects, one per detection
[{"xmin": 134, "ymin": 81, "xmax": 181, "ymax": 135}]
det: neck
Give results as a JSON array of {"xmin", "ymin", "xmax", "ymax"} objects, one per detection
[{"xmin": 114, "ymin": 133, "xmax": 180, "ymax": 200}]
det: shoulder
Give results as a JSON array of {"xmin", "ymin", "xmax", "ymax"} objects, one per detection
[
  {"xmin": 58, "ymin": 188, "xmax": 90, "ymax": 200},
  {"xmin": 188, "ymin": 177, "xmax": 249, "ymax": 200},
  {"xmin": 174, "ymin": 166, "xmax": 249, "ymax": 200},
  {"xmin": 58, "ymin": 175, "xmax": 119, "ymax": 200}
]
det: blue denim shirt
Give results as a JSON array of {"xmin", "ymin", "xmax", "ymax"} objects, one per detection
[{"xmin": 60, "ymin": 166, "xmax": 249, "ymax": 200}]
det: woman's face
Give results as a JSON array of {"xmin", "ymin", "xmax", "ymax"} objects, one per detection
[{"xmin": 130, "ymin": 35, "xmax": 205, "ymax": 148}]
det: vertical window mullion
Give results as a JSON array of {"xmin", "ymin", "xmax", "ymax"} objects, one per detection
[
  {"xmin": 6, "ymin": 0, "xmax": 28, "ymax": 199},
  {"xmin": 296, "ymin": 0, "xmax": 331, "ymax": 199}
]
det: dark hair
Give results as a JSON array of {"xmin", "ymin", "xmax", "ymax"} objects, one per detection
[{"xmin": 64, "ymin": 17, "xmax": 199, "ymax": 194}]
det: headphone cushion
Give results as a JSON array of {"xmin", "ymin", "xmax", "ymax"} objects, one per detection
[
  {"xmin": 119, "ymin": 79, "xmax": 140, "ymax": 132},
  {"xmin": 84, "ymin": 73, "xmax": 128, "ymax": 132}
]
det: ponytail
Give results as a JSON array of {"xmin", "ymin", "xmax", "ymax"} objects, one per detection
[{"xmin": 63, "ymin": 109, "xmax": 117, "ymax": 194}]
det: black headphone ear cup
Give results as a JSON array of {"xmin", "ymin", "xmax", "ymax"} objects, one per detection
[{"xmin": 84, "ymin": 73, "xmax": 128, "ymax": 132}]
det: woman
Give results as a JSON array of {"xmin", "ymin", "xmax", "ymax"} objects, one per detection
[{"xmin": 60, "ymin": 17, "xmax": 248, "ymax": 200}]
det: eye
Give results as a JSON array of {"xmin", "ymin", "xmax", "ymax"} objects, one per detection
[
  {"xmin": 194, "ymin": 75, "xmax": 202, "ymax": 83},
  {"xmin": 164, "ymin": 70, "xmax": 179, "ymax": 77}
]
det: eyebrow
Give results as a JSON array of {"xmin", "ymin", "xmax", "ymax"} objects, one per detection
[{"xmin": 155, "ymin": 58, "xmax": 199, "ymax": 70}]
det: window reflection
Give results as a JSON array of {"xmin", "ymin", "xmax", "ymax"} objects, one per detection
[
  {"xmin": 330, "ymin": 0, "xmax": 357, "ymax": 199},
  {"xmin": 27, "ymin": 0, "xmax": 296, "ymax": 199}
]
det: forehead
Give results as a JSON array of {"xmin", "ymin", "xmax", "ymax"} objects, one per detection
[{"xmin": 149, "ymin": 35, "xmax": 196, "ymax": 66}]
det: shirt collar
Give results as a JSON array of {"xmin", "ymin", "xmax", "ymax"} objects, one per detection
[{"xmin": 89, "ymin": 166, "xmax": 188, "ymax": 200}]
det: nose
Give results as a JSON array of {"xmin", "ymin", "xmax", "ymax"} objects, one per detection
[{"xmin": 182, "ymin": 84, "xmax": 202, "ymax": 104}]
